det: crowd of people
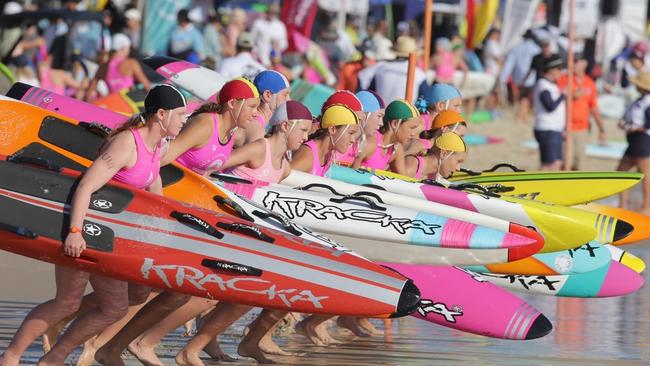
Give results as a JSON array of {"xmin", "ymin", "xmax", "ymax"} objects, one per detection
[{"xmin": 1, "ymin": 1, "xmax": 650, "ymax": 365}]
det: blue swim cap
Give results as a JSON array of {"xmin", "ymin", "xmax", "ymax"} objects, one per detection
[
  {"xmin": 355, "ymin": 90, "xmax": 385, "ymax": 113},
  {"xmin": 419, "ymin": 82, "xmax": 461, "ymax": 105},
  {"xmin": 253, "ymin": 70, "xmax": 290, "ymax": 94}
]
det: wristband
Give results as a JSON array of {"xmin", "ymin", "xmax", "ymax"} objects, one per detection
[{"xmin": 69, "ymin": 226, "xmax": 82, "ymax": 234}]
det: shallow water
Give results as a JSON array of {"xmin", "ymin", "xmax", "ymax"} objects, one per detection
[{"xmin": 0, "ymin": 243, "xmax": 648, "ymax": 365}]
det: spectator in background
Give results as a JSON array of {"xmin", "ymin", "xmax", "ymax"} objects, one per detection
[
  {"xmin": 533, "ymin": 56, "xmax": 566, "ymax": 171},
  {"xmin": 219, "ymin": 32, "xmax": 265, "ymax": 80},
  {"xmin": 482, "ymin": 28, "xmax": 502, "ymax": 112},
  {"xmin": 250, "ymin": 3, "xmax": 287, "ymax": 67},
  {"xmin": 168, "ymin": 9, "xmax": 203, "ymax": 64},
  {"xmin": 223, "ymin": 8, "xmax": 247, "ymax": 57},
  {"xmin": 500, "ymin": 30, "xmax": 540, "ymax": 123},
  {"xmin": 557, "ymin": 53, "xmax": 606, "ymax": 170},
  {"xmin": 202, "ymin": 13, "xmax": 224, "ymax": 71},
  {"xmin": 123, "ymin": 8, "xmax": 142, "ymax": 51},
  {"xmin": 431, "ymin": 38, "xmax": 468, "ymax": 86},
  {"xmin": 371, "ymin": 36, "xmax": 426, "ymax": 104},
  {"xmin": 85, "ymin": 33, "xmax": 151, "ymax": 100},
  {"xmin": 526, "ymin": 39, "xmax": 556, "ymax": 82}
]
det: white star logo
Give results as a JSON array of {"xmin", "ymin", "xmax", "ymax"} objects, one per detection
[
  {"xmin": 92, "ymin": 199, "xmax": 112, "ymax": 209},
  {"xmin": 83, "ymin": 224, "xmax": 102, "ymax": 237}
]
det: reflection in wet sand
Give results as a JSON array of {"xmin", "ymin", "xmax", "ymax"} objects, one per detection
[{"xmin": 0, "ymin": 245, "xmax": 648, "ymax": 365}]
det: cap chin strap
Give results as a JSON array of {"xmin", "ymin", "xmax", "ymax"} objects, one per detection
[
  {"xmin": 444, "ymin": 100, "xmax": 450, "ymax": 110},
  {"xmin": 228, "ymin": 99, "xmax": 246, "ymax": 138},
  {"xmin": 435, "ymin": 151, "xmax": 454, "ymax": 186},
  {"xmin": 328, "ymin": 124, "xmax": 351, "ymax": 165},
  {"xmin": 379, "ymin": 118, "xmax": 399, "ymax": 150}
]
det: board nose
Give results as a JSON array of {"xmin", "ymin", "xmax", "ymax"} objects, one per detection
[{"xmin": 390, "ymin": 279, "xmax": 421, "ymax": 318}]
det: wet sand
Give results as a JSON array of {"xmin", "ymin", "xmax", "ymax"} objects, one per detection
[{"xmin": 1, "ymin": 110, "xmax": 648, "ymax": 365}]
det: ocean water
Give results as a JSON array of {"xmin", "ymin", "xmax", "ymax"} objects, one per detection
[{"xmin": 0, "ymin": 244, "xmax": 648, "ymax": 365}]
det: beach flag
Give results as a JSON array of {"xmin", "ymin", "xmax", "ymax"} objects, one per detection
[
  {"xmin": 464, "ymin": 0, "xmax": 500, "ymax": 49},
  {"xmin": 281, "ymin": 0, "xmax": 319, "ymax": 52}
]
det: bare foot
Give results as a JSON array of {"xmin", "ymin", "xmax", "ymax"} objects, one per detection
[
  {"xmin": 94, "ymin": 346, "xmax": 125, "ymax": 366},
  {"xmin": 237, "ymin": 338, "xmax": 276, "ymax": 364},
  {"xmin": 183, "ymin": 320, "xmax": 194, "ymax": 337},
  {"xmin": 203, "ymin": 339, "xmax": 237, "ymax": 362},
  {"xmin": 127, "ymin": 339, "xmax": 164, "ymax": 366},
  {"xmin": 76, "ymin": 338, "xmax": 99, "ymax": 366},
  {"xmin": 258, "ymin": 333, "xmax": 296, "ymax": 356},
  {"xmin": 358, "ymin": 318, "xmax": 383, "ymax": 336},
  {"xmin": 295, "ymin": 319, "xmax": 325, "ymax": 346},
  {"xmin": 314, "ymin": 322, "xmax": 341, "ymax": 345},
  {"xmin": 0, "ymin": 352, "xmax": 21, "ymax": 366},
  {"xmin": 175, "ymin": 348, "xmax": 206, "ymax": 366},
  {"xmin": 336, "ymin": 317, "xmax": 369, "ymax": 337}
]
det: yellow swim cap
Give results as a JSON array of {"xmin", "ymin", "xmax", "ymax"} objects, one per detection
[
  {"xmin": 434, "ymin": 131, "xmax": 467, "ymax": 152},
  {"xmin": 320, "ymin": 104, "xmax": 359, "ymax": 128}
]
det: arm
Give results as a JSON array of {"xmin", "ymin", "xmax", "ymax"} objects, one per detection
[
  {"xmin": 64, "ymin": 135, "xmax": 134, "ymax": 257},
  {"xmin": 388, "ymin": 144, "xmax": 407, "ymax": 175},
  {"xmin": 162, "ymin": 114, "xmax": 212, "ymax": 165},
  {"xmin": 539, "ymin": 90, "xmax": 565, "ymax": 112},
  {"xmin": 351, "ymin": 135, "xmax": 377, "ymax": 169},
  {"xmin": 129, "ymin": 59, "xmax": 152, "ymax": 91},
  {"xmin": 290, "ymin": 145, "xmax": 314, "ymax": 173},
  {"xmin": 215, "ymin": 139, "xmax": 265, "ymax": 172},
  {"xmin": 146, "ymin": 175, "xmax": 163, "ymax": 195},
  {"xmin": 404, "ymin": 155, "xmax": 420, "ymax": 177}
]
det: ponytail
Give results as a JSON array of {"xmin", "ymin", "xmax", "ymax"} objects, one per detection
[
  {"xmin": 188, "ymin": 101, "xmax": 223, "ymax": 120},
  {"xmin": 107, "ymin": 112, "xmax": 150, "ymax": 139}
]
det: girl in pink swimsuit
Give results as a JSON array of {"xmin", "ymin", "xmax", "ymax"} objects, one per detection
[
  {"xmin": 216, "ymin": 101, "xmax": 313, "ymax": 362},
  {"xmin": 336, "ymin": 90, "xmax": 386, "ymax": 166},
  {"xmin": 1, "ymin": 85, "xmax": 188, "ymax": 366},
  {"xmin": 246, "ymin": 70, "xmax": 291, "ymax": 142},
  {"xmin": 164, "ymin": 78, "xmax": 261, "ymax": 174},
  {"xmin": 85, "ymin": 33, "xmax": 152, "ymax": 101},
  {"xmin": 353, "ymin": 99, "xmax": 420, "ymax": 175},
  {"xmin": 292, "ymin": 104, "xmax": 360, "ymax": 177},
  {"xmin": 230, "ymin": 100, "xmax": 313, "ymax": 184},
  {"xmin": 407, "ymin": 82, "xmax": 464, "ymax": 155},
  {"xmin": 404, "ymin": 131, "xmax": 468, "ymax": 183}
]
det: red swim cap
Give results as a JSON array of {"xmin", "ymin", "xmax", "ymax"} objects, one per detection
[
  {"xmin": 217, "ymin": 77, "xmax": 260, "ymax": 105},
  {"xmin": 321, "ymin": 90, "xmax": 362, "ymax": 113}
]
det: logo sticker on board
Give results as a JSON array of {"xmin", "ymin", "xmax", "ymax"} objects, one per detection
[
  {"xmin": 92, "ymin": 199, "xmax": 112, "ymax": 209},
  {"xmin": 83, "ymin": 224, "xmax": 102, "ymax": 237}
]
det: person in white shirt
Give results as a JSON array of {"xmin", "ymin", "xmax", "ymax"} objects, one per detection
[
  {"xmin": 370, "ymin": 36, "xmax": 426, "ymax": 104},
  {"xmin": 219, "ymin": 32, "xmax": 266, "ymax": 80},
  {"xmin": 250, "ymin": 3, "xmax": 287, "ymax": 67},
  {"xmin": 533, "ymin": 55, "xmax": 566, "ymax": 171}
]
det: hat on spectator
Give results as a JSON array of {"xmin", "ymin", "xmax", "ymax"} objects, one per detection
[
  {"xmin": 237, "ymin": 32, "xmax": 255, "ymax": 50},
  {"xmin": 125, "ymin": 8, "xmax": 141, "ymax": 21},
  {"xmin": 112, "ymin": 33, "xmax": 131, "ymax": 51}
]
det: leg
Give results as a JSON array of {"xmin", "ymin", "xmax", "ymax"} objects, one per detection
[
  {"xmin": 77, "ymin": 287, "xmax": 156, "ymax": 366},
  {"xmin": 336, "ymin": 317, "xmax": 369, "ymax": 337},
  {"xmin": 238, "ymin": 310, "xmax": 291, "ymax": 363},
  {"xmin": 295, "ymin": 315, "xmax": 341, "ymax": 346},
  {"xmin": 43, "ymin": 293, "xmax": 99, "ymax": 353},
  {"xmin": 129, "ymin": 297, "xmax": 219, "ymax": 365},
  {"xmin": 572, "ymin": 130, "xmax": 588, "ymax": 170},
  {"xmin": 0, "ymin": 266, "xmax": 89, "ymax": 366},
  {"xmin": 95, "ymin": 290, "xmax": 191, "ymax": 365},
  {"xmin": 636, "ymin": 157, "xmax": 650, "ymax": 213},
  {"xmin": 617, "ymin": 155, "xmax": 636, "ymax": 209},
  {"xmin": 176, "ymin": 303, "xmax": 252, "ymax": 366},
  {"xmin": 38, "ymin": 274, "xmax": 129, "ymax": 366}
]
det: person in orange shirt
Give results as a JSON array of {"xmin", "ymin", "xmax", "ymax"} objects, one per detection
[
  {"xmin": 337, "ymin": 49, "xmax": 376, "ymax": 92},
  {"xmin": 557, "ymin": 53, "xmax": 606, "ymax": 170}
]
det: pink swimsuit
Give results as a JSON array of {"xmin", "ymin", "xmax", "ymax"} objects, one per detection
[
  {"xmin": 177, "ymin": 113, "xmax": 235, "ymax": 175},
  {"xmin": 113, "ymin": 129, "xmax": 161, "ymax": 189},
  {"xmin": 232, "ymin": 139, "xmax": 285, "ymax": 184},
  {"xmin": 413, "ymin": 156, "xmax": 425, "ymax": 180},
  {"xmin": 303, "ymin": 140, "xmax": 331, "ymax": 177},
  {"xmin": 335, "ymin": 144, "xmax": 358, "ymax": 166},
  {"xmin": 435, "ymin": 51, "xmax": 455, "ymax": 82},
  {"xmin": 106, "ymin": 56, "xmax": 135, "ymax": 92},
  {"xmin": 361, "ymin": 132, "xmax": 394, "ymax": 170}
]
